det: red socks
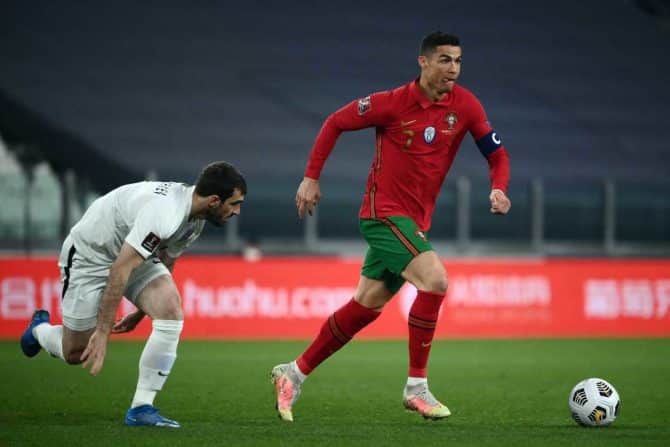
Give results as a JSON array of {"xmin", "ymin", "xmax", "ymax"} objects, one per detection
[
  {"xmin": 408, "ymin": 290, "xmax": 445, "ymax": 377},
  {"xmin": 296, "ymin": 298, "xmax": 380, "ymax": 374},
  {"xmin": 295, "ymin": 291, "xmax": 445, "ymax": 378}
]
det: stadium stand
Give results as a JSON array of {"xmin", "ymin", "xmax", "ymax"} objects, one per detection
[
  {"xmin": 27, "ymin": 162, "xmax": 62, "ymax": 241},
  {"xmin": 0, "ymin": 0, "xmax": 668, "ymax": 253},
  {"xmin": 0, "ymin": 137, "xmax": 27, "ymax": 240}
]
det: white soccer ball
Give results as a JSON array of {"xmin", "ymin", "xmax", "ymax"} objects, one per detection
[{"xmin": 569, "ymin": 378, "xmax": 620, "ymax": 427}]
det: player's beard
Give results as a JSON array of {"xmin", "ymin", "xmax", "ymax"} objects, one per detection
[
  {"xmin": 440, "ymin": 78, "xmax": 455, "ymax": 93},
  {"xmin": 205, "ymin": 208, "xmax": 226, "ymax": 227},
  {"xmin": 428, "ymin": 74, "xmax": 453, "ymax": 96}
]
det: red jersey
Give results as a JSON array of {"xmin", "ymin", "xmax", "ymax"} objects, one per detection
[{"xmin": 305, "ymin": 80, "xmax": 510, "ymax": 231}]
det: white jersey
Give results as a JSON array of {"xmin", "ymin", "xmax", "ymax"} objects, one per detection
[{"xmin": 69, "ymin": 181, "xmax": 205, "ymax": 266}]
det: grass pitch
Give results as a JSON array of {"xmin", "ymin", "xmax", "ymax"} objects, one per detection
[{"xmin": 1, "ymin": 339, "xmax": 669, "ymax": 446}]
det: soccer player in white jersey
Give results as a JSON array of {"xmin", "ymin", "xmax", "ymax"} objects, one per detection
[{"xmin": 20, "ymin": 161, "xmax": 246, "ymax": 428}]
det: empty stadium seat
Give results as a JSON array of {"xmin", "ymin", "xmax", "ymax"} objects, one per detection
[
  {"xmin": 27, "ymin": 162, "xmax": 62, "ymax": 241},
  {"xmin": 0, "ymin": 143, "xmax": 27, "ymax": 239}
]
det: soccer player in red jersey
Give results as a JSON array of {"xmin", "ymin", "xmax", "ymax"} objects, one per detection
[{"xmin": 272, "ymin": 31, "xmax": 511, "ymax": 421}]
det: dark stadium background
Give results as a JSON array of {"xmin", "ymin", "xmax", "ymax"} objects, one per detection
[{"xmin": 1, "ymin": 0, "xmax": 669, "ymax": 253}]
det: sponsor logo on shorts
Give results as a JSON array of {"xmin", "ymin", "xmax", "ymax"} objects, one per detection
[
  {"xmin": 141, "ymin": 232, "xmax": 161, "ymax": 253},
  {"xmin": 415, "ymin": 230, "xmax": 428, "ymax": 242}
]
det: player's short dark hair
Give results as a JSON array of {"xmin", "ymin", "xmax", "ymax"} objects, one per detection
[
  {"xmin": 420, "ymin": 31, "xmax": 461, "ymax": 56},
  {"xmin": 195, "ymin": 161, "xmax": 246, "ymax": 201}
]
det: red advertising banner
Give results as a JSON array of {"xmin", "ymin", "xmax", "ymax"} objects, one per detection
[{"xmin": 1, "ymin": 256, "xmax": 669, "ymax": 339}]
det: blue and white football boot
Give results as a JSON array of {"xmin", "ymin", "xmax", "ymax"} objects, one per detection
[
  {"xmin": 125, "ymin": 405, "xmax": 181, "ymax": 428},
  {"xmin": 20, "ymin": 309, "xmax": 50, "ymax": 357}
]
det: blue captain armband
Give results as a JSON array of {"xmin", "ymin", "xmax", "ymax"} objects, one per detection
[{"xmin": 475, "ymin": 130, "xmax": 503, "ymax": 156}]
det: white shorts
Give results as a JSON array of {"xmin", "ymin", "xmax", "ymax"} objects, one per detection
[{"xmin": 58, "ymin": 236, "xmax": 170, "ymax": 331}]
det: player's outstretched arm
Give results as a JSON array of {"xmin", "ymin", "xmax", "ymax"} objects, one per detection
[
  {"xmin": 81, "ymin": 242, "xmax": 144, "ymax": 375},
  {"xmin": 489, "ymin": 188, "xmax": 511, "ymax": 215},
  {"xmin": 296, "ymin": 177, "xmax": 321, "ymax": 218},
  {"xmin": 301, "ymin": 92, "xmax": 391, "ymax": 218}
]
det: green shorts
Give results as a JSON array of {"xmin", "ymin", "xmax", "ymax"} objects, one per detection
[{"xmin": 359, "ymin": 216, "xmax": 433, "ymax": 294}]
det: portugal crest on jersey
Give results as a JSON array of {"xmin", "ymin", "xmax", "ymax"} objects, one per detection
[
  {"xmin": 444, "ymin": 112, "xmax": 458, "ymax": 130},
  {"xmin": 424, "ymin": 126, "xmax": 436, "ymax": 144}
]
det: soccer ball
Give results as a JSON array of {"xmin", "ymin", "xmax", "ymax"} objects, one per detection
[{"xmin": 569, "ymin": 378, "xmax": 620, "ymax": 427}]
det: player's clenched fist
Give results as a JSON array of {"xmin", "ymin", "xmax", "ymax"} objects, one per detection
[{"xmin": 489, "ymin": 189, "xmax": 511, "ymax": 215}]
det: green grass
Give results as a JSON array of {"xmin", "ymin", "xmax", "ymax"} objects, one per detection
[{"xmin": 1, "ymin": 339, "xmax": 669, "ymax": 446}]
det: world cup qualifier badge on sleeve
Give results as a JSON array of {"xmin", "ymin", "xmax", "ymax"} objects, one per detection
[
  {"xmin": 357, "ymin": 96, "xmax": 371, "ymax": 115},
  {"xmin": 141, "ymin": 232, "xmax": 161, "ymax": 252}
]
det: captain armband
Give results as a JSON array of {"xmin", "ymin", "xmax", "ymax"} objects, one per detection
[{"xmin": 475, "ymin": 130, "xmax": 503, "ymax": 156}]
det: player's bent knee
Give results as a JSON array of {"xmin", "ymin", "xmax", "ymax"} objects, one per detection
[
  {"xmin": 64, "ymin": 349, "xmax": 84, "ymax": 365},
  {"xmin": 354, "ymin": 294, "xmax": 387, "ymax": 311},
  {"xmin": 148, "ymin": 297, "xmax": 183, "ymax": 321},
  {"xmin": 425, "ymin": 275, "xmax": 448, "ymax": 295},
  {"xmin": 162, "ymin": 303, "xmax": 183, "ymax": 321}
]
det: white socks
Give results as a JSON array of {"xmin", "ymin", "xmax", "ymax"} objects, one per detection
[
  {"xmin": 131, "ymin": 319, "xmax": 183, "ymax": 409},
  {"xmin": 407, "ymin": 377, "xmax": 428, "ymax": 387},
  {"xmin": 291, "ymin": 360, "xmax": 307, "ymax": 383},
  {"xmin": 33, "ymin": 324, "xmax": 64, "ymax": 360}
]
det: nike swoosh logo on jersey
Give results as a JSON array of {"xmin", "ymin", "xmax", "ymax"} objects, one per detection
[
  {"xmin": 401, "ymin": 120, "xmax": 417, "ymax": 126},
  {"xmin": 421, "ymin": 342, "xmax": 432, "ymax": 348}
]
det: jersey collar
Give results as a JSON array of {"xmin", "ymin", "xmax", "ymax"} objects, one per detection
[{"xmin": 409, "ymin": 78, "xmax": 452, "ymax": 109}]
